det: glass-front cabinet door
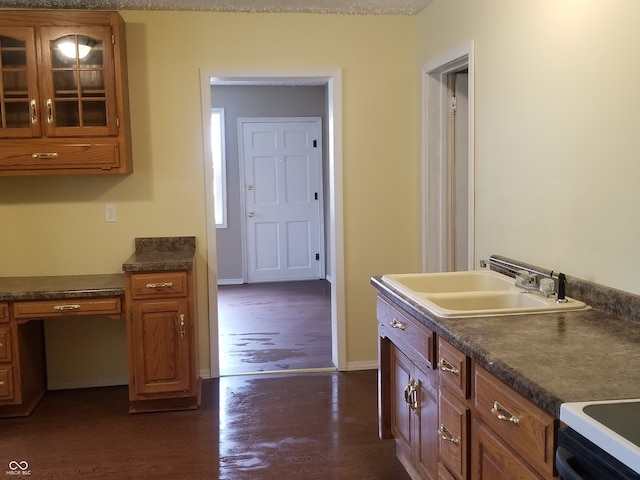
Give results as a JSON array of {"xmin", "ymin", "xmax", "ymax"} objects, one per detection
[
  {"xmin": 39, "ymin": 26, "xmax": 117, "ymax": 138},
  {"xmin": 0, "ymin": 27, "xmax": 41, "ymax": 138}
]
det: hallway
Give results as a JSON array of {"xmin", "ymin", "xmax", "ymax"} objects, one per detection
[{"xmin": 217, "ymin": 280, "xmax": 333, "ymax": 375}]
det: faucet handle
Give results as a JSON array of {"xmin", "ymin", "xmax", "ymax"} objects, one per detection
[{"xmin": 539, "ymin": 277, "xmax": 555, "ymax": 296}]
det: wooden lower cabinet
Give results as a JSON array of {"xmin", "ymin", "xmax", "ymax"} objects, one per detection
[
  {"xmin": 376, "ymin": 293, "xmax": 559, "ymax": 480},
  {"xmin": 126, "ymin": 270, "xmax": 201, "ymax": 413},
  {"xmin": 391, "ymin": 344, "xmax": 439, "ymax": 480},
  {"xmin": 473, "ymin": 420, "xmax": 543, "ymax": 480}
]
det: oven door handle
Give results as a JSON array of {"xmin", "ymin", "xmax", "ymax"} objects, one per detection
[{"xmin": 556, "ymin": 446, "xmax": 586, "ymax": 480}]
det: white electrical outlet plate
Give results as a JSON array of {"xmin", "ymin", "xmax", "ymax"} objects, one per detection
[{"xmin": 105, "ymin": 204, "xmax": 117, "ymax": 223}]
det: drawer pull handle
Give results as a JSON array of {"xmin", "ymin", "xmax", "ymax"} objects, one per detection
[
  {"xmin": 439, "ymin": 357, "xmax": 459, "ymax": 376},
  {"xmin": 390, "ymin": 319, "xmax": 406, "ymax": 331},
  {"xmin": 491, "ymin": 401, "xmax": 520, "ymax": 426},
  {"xmin": 32, "ymin": 152, "xmax": 59, "ymax": 159},
  {"xmin": 53, "ymin": 304, "xmax": 81, "ymax": 311},
  {"xmin": 437, "ymin": 424, "xmax": 460, "ymax": 445},
  {"xmin": 146, "ymin": 282, "xmax": 174, "ymax": 289},
  {"xmin": 0, "ymin": 380, "xmax": 4, "ymax": 386}
]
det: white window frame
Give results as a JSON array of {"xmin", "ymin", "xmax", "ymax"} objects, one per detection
[{"xmin": 210, "ymin": 108, "xmax": 228, "ymax": 228}]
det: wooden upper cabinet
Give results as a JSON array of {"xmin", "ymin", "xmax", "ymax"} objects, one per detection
[{"xmin": 0, "ymin": 11, "xmax": 131, "ymax": 175}]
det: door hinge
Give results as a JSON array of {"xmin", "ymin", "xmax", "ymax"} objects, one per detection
[
  {"xmin": 313, "ymin": 139, "xmax": 317, "ymax": 148},
  {"xmin": 314, "ymin": 192, "xmax": 318, "ymax": 200},
  {"xmin": 450, "ymin": 95, "xmax": 457, "ymax": 115},
  {"xmin": 315, "ymin": 253, "xmax": 320, "ymax": 261}
]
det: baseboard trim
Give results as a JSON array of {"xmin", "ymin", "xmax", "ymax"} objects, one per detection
[
  {"xmin": 346, "ymin": 360, "xmax": 378, "ymax": 371},
  {"xmin": 217, "ymin": 278, "xmax": 244, "ymax": 286},
  {"xmin": 47, "ymin": 376, "xmax": 129, "ymax": 391}
]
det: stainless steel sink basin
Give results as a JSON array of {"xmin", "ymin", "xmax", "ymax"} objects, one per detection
[{"xmin": 381, "ymin": 270, "xmax": 588, "ymax": 318}]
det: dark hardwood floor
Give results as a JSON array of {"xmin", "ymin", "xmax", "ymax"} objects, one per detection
[
  {"xmin": 218, "ymin": 280, "xmax": 333, "ymax": 376},
  {"xmin": 0, "ymin": 371, "xmax": 409, "ymax": 480}
]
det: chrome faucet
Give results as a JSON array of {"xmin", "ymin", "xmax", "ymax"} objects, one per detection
[{"xmin": 515, "ymin": 270, "xmax": 568, "ymax": 301}]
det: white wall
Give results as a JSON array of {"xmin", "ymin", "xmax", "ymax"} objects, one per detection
[{"xmin": 416, "ymin": 0, "xmax": 640, "ymax": 293}]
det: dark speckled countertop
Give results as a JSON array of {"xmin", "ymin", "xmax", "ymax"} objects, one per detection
[
  {"xmin": 0, "ymin": 237, "xmax": 196, "ymax": 302},
  {"xmin": 372, "ymin": 257, "xmax": 640, "ymax": 419},
  {"xmin": 121, "ymin": 236, "xmax": 196, "ymax": 272},
  {"xmin": 0, "ymin": 274, "xmax": 125, "ymax": 302}
]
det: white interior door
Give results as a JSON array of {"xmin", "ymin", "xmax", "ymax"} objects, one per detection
[{"xmin": 240, "ymin": 118, "xmax": 323, "ymax": 283}]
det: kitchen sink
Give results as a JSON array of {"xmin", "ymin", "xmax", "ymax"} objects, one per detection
[{"xmin": 381, "ymin": 270, "xmax": 588, "ymax": 318}]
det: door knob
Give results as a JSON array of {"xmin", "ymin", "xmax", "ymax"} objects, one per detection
[{"xmin": 248, "ymin": 211, "xmax": 255, "ymax": 217}]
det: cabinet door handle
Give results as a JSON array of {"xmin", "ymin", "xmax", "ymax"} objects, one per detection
[
  {"xmin": 145, "ymin": 282, "xmax": 173, "ymax": 289},
  {"xmin": 439, "ymin": 357, "xmax": 459, "ymax": 376},
  {"xmin": 179, "ymin": 314, "xmax": 186, "ymax": 339},
  {"xmin": 30, "ymin": 99, "xmax": 38, "ymax": 125},
  {"xmin": 437, "ymin": 424, "xmax": 460, "ymax": 445},
  {"xmin": 46, "ymin": 98, "xmax": 54, "ymax": 124},
  {"xmin": 53, "ymin": 304, "xmax": 81, "ymax": 311},
  {"xmin": 390, "ymin": 319, "xmax": 406, "ymax": 331},
  {"xmin": 491, "ymin": 401, "xmax": 520, "ymax": 426}
]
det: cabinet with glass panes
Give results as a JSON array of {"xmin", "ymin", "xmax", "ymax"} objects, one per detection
[{"xmin": 0, "ymin": 11, "xmax": 131, "ymax": 175}]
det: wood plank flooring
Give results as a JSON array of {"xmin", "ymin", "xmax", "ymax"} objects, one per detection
[
  {"xmin": 0, "ymin": 371, "xmax": 410, "ymax": 480},
  {"xmin": 218, "ymin": 280, "xmax": 333, "ymax": 376}
]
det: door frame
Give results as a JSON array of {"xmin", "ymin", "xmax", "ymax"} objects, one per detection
[
  {"xmin": 421, "ymin": 42, "xmax": 476, "ymax": 272},
  {"xmin": 199, "ymin": 68, "xmax": 346, "ymax": 378},
  {"xmin": 238, "ymin": 116, "xmax": 325, "ymax": 283}
]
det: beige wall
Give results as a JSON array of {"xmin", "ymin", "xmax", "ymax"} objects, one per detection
[
  {"xmin": 0, "ymin": 11, "xmax": 419, "ymax": 385},
  {"xmin": 416, "ymin": 0, "xmax": 640, "ymax": 293}
]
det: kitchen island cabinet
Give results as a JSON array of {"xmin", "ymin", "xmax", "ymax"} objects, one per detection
[{"xmin": 0, "ymin": 10, "xmax": 131, "ymax": 176}]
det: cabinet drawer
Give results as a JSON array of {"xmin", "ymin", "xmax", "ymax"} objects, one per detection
[
  {"xmin": 14, "ymin": 297, "xmax": 122, "ymax": 319},
  {"xmin": 130, "ymin": 272, "xmax": 188, "ymax": 299},
  {"xmin": 0, "ymin": 303, "xmax": 7, "ymax": 323},
  {"xmin": 439, "ymin": 391, "xmax": 470, "ymax": 480},
  {"xmin": 0, "ymin": 366, "xmax": 14, "ymax": 401},
  {"xmin": 438, "ymin": 337, "xmax": 470, "ymax": 399},
  {"xmin": 0, "ymin": 142, "xmax": 120, "ymax": 171},
  {"xmin": 0, "ymin": 328, "xmax": 10, "ymax": 362},
  {"xmin": 377, "ymin": 296, "xmax": 435, "ymax": 369},
  {"xmin": 474, "ymin": 365, "xmax": 556, "ymax": 476}
]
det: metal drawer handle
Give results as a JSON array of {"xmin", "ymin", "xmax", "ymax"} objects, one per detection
[
  {"xmin": 390, "ymin": 319, "xmax": 406, "ymax": 331},
  {"xmin": 32, "ymin": 152, "xmax": 59, "ymax": 159},
  {"xmin": 437, "ymin": 424, "xmax": 460, "ymax": 445},
  {"xmin": 439, "ymin": 357, "xmax": 459, "ymax": 376},
  {"xmin": 53, "ymin": 304, "xmax": 81, "ymax": 311},
  {"xmin": 145, "ymin": 282, "xmax": 174, "ymax": 289},
  {"xmin": 0, "ymin": 380, "xmax": 4, "ymax": 386},
  {"xmin": 491, "ymin": 401, "xmax": 520, "ymax": 426}
]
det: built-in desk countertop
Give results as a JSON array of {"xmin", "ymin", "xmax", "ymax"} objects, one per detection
[{"xmin": 0, "ymin": 274, "xmax": 125, "ymax": 302}]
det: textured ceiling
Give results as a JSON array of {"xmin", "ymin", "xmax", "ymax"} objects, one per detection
[{"xmin": 0, "ymin": 0, "xmax": 433, "ymax": 15}]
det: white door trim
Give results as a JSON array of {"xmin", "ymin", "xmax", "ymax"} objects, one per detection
[
  {"xmin": 200, "ymin": 68, "xmax": 346, "ymax": 378},
  {"xmin": 421, "ymin": 43, "xmax": 476, "ymax": 272},
  {"xmin": 238, "ymin": 116, "xmax": 325, "ymax": 283}
]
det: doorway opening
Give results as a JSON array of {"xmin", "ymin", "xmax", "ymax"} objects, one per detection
[
  {"xmin": 200, "ymin": 69, "xmax": 346, "ymax": 379},
  {"xmin": 422, "ymin": 43, "xmax": 475, "ymax": 272}
]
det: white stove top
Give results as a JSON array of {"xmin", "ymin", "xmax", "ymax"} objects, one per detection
[{"xmin": 560, "ymin": 398, "xmax": 640, "ymax": 474}]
